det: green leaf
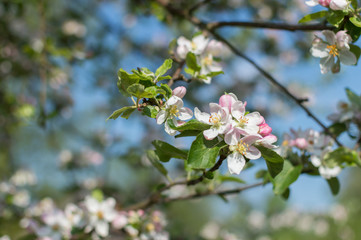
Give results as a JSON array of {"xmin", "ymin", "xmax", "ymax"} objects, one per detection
[
  {"xmin": 160, "ymin": 83, "xmax": 172, "ymax": 99},
  {"xmin": 324, "ymin": 147, "xmax": 361, "ymax": 167},
  {"xmin": 298, "ymin": 11, "xmax": 328, "ymax": 23},
  {"xmin": 350, "ymin": 44, "xmax": 361, "ymax": 62},
  {"xmin": 351, "ymin": 0, "xmax": 358, "ymax": 9},
  {"xmin": 328, "ymin": 122, "xmax": 347, "ymax": 137},
  {"xmin": 184, "ymin": 67, "xmax": 196, "ymax": 76},
  {"xmin": 132, "ymin": 67, "xmax": 155, "ymax": 81},
  {"xmin": 142, "ymin": 105, "xmax": 158, "ymax": 118},
  {"xmin": 157, "ymin": 75, "xmax": 172, "ymax": 81},
  {"xmin": 187, "ymin": 133, "xmax": 226, "ymax": 169},
  {"xmin": 107, "ymin": 106, "xmax": 136, "ymax": 120},
  {"xmin": 327, "ymin": 11, "xmax": 346, "ymax": 27},
  {"xmin": 146, "ymin": 150, "xmax": 168, "ymax": 177},
  {"xmin": 117, "ymin": 69, "xmax": 140, "ymax": 96},
  {"xmin": 186, "ymin": 52, "xmax": 201, "ymax": 72},
  {"xmin": 167, "ymin": 119, "xmax": 211, "ymax": 131},
  {"xmin": 273, "ymin": 161, "xmax": 303, "ymax": 195},
  {"xmin": 350, "ymin": 16, "xmax": 361, "ymax": 27},
  {"xmin": 257, "ymin": 146, "xmax": 284, "ymax": 178},
  {"xmin": 281, "ymin": 188, "xmax": 290, "ymax": 200},
  {"xmin": 152, "ymin": 140, "xmax": 188, "ymax": 161},
  {"xmin": 91, "ymin": 189, "xmax": 104, "ymax": 202},
  {"xmin": 205, "ymin": 171, "xmax": 214, "ymax": 179},
  {"xmin": 218, "ymin": 175, "xmax": 246, "ymax": 184},
  {"xmin": 155, "ymin": 59, "xmax": 173, "ymax": 79},
  {"xmin": 327, "ymin": 177, "xmax": 340, "ymax": 195},
  {"xmin": 346, "ymin": 88, "xmax": 361, "ymax": 109},
  {"xmin": 143, "ymin": 86, "xmax": 158, "ymax": 98},
  {"xmin": 127, "ymin": 83, "xmax": 145, "ymax": 98},
  {"xmin": 345, "ymin": 20, "xmax": 361, "ymax": 42},
  {"xmin": 175, "ymin": 130, "xmax": 203, "ymax": 138},
  {"xmin": 207, "ymin": 71, "xmax": 224, "ymax": 77}
]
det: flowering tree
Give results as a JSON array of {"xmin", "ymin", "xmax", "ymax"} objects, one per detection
[{"xmin": 1, "ymin": 0, "xmax": 361, "ymax": 239}]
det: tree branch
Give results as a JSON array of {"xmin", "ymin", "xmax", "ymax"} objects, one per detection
[
  {"xmin": 162, "ymin": 181, "xmax": 265, "ymax": 203},
  {"xmin": 154, "ymin": 0, "xmax": 343, "ymax": 147},
  {"xmin": 208, "ymin": 21, "xmax": 335, "ymax": 31}
]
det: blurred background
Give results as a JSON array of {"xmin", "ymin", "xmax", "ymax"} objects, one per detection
[{"xmin": 1, "ymin": 0, "xmax": 361, "ymax": 239}]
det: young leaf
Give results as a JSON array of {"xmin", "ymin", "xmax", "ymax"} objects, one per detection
[
  {"xmin": 152, "ymin": 140, "xmax": 188, "ymax": 161},
  {"xmin": 257, "ymin": 146, "xmax": 284, "ymax": 178},
  {"xmin": 127, "ymin": 83, "xmax": 145, "ymax": 98},
  {"xmin": 327, "ymin": 11, "xmax": 346, "ymax": 27},
  {"xmin": 326, "ymin": 177, "xmax": 340, "ymax": 195},
  {"xmin": 351, "ymin": 0, "xmax": 358, "ymax": 9},
  {"xmin": 160, "ymin": 83, "xmax": 172, "ymax": 99},
  {"xmin": 207, "ymin": 71, "xmax": 224, "ymax": 77},
  {"xmin": 350, "ymin": 16, "xmax": 361, "ymax": 28},
  {"xmin": 345, "ymin": 20, "xmax": 361, "ymax": 42},
  {"xmin": 298, "ymin": 11, "xmax": 328, "ymax": 23},
  {"xmin": 218, "ymin": 175, "xmax": 246, "ymax": 184},
  {"xmin": 187, "ymin": 133, "xmax": 226, "ymax": 169},
  {"xmin": 168, "ymin": 119, "xmax": 211, "ymax": 131},
  {"xmin": 155, "ymin": 59, "xmax": 173, "ymax": 79},
  {"xmin": 346, "ymin": 88, "xmax": 361, "ymax": 109},
  {"xmin": 107, "ymin": 106, "xmax": 136, "ymax": 120},
  {"xmin": 117, "ymin": 69, "xmax": 140, "ymax": 96},
  {"xmin": 328, "ymin": 122, "xmax": 347, "ymax": 137},
  {"xmin": 175, "ymin": 130, "xmax": 203, "ymax": 138},
  {"xmin": 273, "ymin": 161, "xmax": 303, "ymax": 195},
  {"xmin": 143, "ymin": 86, "xmax": 158, "ymax": 98},
  {"xmin": 186, "ymin": 52, "xmax": 201, "ymax": 72},
  {"xmin": 142, "ymin": 105, "xmax": 158, "ymax": 118},
  {"xmin": 146, "ymin": 150, "xmax": 168, "ymax": 177},
  {"xmin": 324, "ymin": 146, "xmax": 361, "ymax": 167}
]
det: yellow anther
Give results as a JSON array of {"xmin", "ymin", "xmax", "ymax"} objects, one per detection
[
  {"xmin": 97, "ymin": 211, "xmax": 104, "ymax": 219},
  {"xmin": 209, "ymin": 113, "xmax": 221, "ymax": 124},
  {"xmin": 327, "ymin": 44, "xmax": 339, "ymax": 57},
  {"xmin": 169, "ymin": 105, "xmax": 179, "ymax": 117},
  {"xmin": 238, "ymin": 116, "xmax": 249, "ymax": 127},
  {"xmin": 202, "ymin": 56, "xmax": 213, "ymax": 66},
  {"xmin": 282, "ymin": 140, "xmax": 289, "ymax": 146},
  {"xmin": 236, "ymin": 141, "xmax": 249, "ymax": 155}
]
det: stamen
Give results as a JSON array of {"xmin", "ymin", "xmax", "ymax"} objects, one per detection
[
  {"xmin": 238, "ymin": 116, "xmax": 249, "ymax": 127},
  {"xmin": 209, "ymin": 113, "xmax": 221, "ymax": 125},
  {"xmin": 169, "ymin": 105, "xmax": 179, "ymax": 117},
  {"xmin": 327, "ymin": 44, "xmax": 339, "ymax": 57},
  {"xmin": 236, "ymin": 141, "xmax": 249, "ymax": 155}
]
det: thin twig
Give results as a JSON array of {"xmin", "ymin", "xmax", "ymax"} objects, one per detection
[
  {"xmin": 155, "ymin": 0, "xmax": 343, "ymax": 147},
  {"xmin": 168, "ymin": 60, "xmax": 185, "ymax": 87},
  {"xmin": 208, "ymin": 21, "xmax": 335, "ymax": 31},
  {"xmin": 163, "ymin": 181, "xmax": 265, "ymax": 203}
]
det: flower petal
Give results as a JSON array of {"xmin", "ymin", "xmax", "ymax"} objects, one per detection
[
  {"xmin": 227, "ymin": 153, "xmax": 246, "ymax": 175},
  {"xmin": 339, "ymin": 50, "xmax": 357, "ymax": 65},
  {"xmin": 194, "ymin": 107, "xmax": 210, "ymax": 124},
  {"xmin": 178, "ymin": 107, "xmax": 193, "ymax": 120},
  {"xmin": 156, "ymin": 110, "xmax": 167, "ymax": 124},
  {"xmin": 245, "ymin": 146, "xmax": 261, "ymax": 160},
  {"xmin": 203, "ymin": 127, "xmax": 219, "ymax": 140},
  {"xmin": 322, "ymin": 30, "xmax": 336, "ymax": 45},
  {"xmin": 231, "ymin": 101, "xmax": 246, "ymax": 120}
]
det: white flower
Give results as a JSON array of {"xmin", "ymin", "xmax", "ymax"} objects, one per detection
[
  {"xmin": 10, "ymin": 169, "xmax": 37, "ymax": 186},
  {"xmin": 256, "ymin": 134, "xmax": 278, "ymax": 149},
  {"xmin": 199, "ymin": 53, "xmax": 223, "ymax": 84},
  {"xmin": 310, "ymin": 30, "xmax": 356, "ymax": 74},
  {"xmin": 176, "ymin": 35, "xmax": 209, "ymax": 59},
  {"xmin": 156, "ymin": 96, "xmax": 193, "ymax": 136},
  {"xmin": 194, "ymin": 103, "xmax": 231, "ymax": 140},
  {"xmin": 225, "ymin": 100, "xmax": 263, "ymax": 145},
  {"xmin": 64, "ymin": 203, "xmax": 84, "ymax": 228},
  {"xmin": 84, "ymin": 196, "xmax": 116, "ymax": 238},
  {"xmin": 330, "ymin": 0, "xmax": 350, "ymax": 10},
  {"xmin": 227, "ymin": 135, "xmax": 262, "ymax": 174},
  {"xmin": 38, "ymin": 210, "xmax": 71, "ymax": 240},
  {"xmin": 310, "ymin": 146, "xmax": 341, "ymax": 179}
]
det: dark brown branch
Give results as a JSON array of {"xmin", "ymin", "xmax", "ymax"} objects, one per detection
[
  {"xmin": 155, "ymin": 0, "xmax": 343, "ymax": 147},
  {"xmin": 163, "ymin": 181, "xmax": 265, "ymax": 203},
  {"xmin": 208, "ymin": 21, "xmax": 335, "ymax": 31},
  {"xmin": 168, "ymin": 60, "xmax": 185, "ymax": 87}
]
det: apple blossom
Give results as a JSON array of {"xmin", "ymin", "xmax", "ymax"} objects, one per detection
[
  {"xmin": 256, "ymin": 134, "xmax": 278, "ymax": 149},
  {"xmin": 175, "ymin": 35, "xmax": 209, "ymax": 60},
  {"xmin": 84, "ymin": 196, "xmax": 117, "ymax": 238},
  {"xmin": 227, "ymin": 135, "xmax": 262, "ymax": 174},
  {"xmin": 310, "ymin": 30, "xmax": 356, "ymax": 74},
  {"xmin": 199, "ymin": 53, "xmax": 223, "ymax": 84},
  {"xmin": 172, "ymin": 86, "xmax": 186, "ymax": 98},
  {"xmin": 219, "ymin": 93, "xmax": 238, "ymax": 113},
  {"xmin": 156, "ymin": 96, "xmax": 193, "ymax": 136},
  {"xmin": 305, "ymin": 0, "xmax": 350, "ymax": 10},
  {"xmin": 310, "ymin": 147, "xmax": 341, "ymax": 179},
  {"xmin": 194, "ymin": 103, "xmax": 231, "ymax": 140},
  {"xmin": 225, "ymin": 100, "xmax": 263, "ymax": 145}
]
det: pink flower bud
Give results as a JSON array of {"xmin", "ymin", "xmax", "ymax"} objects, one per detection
[
  {"xmin": 258, "ymin": 116, "xmax": 265, "ymax": 125},
  {"xmin": 291, "ymin": 138, "xmax": 308, "ymax": 150},
  {"xmin": 259, "ymin": 123, "xmax": 272, "ymax": 136},
  {"xmin": 219, "ymin": 94, "xmax": 236, "ymax": 112},
  {"xmin": 172, "ymin": 86, "xmax": 186, "ymax": 98},
  {"xmin": 319, "ymin": 0, "xmax": 331, "ymax": 7}
]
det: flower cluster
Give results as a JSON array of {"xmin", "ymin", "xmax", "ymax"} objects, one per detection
[
  {"xmin": 175, "ymin": 34, "xmax": 224, "ymax": 84},
  {"xmin": 310, "ymin": 30, "xmax": 356, "ymax": 74},
  {"xmin": 306, "ymin": 0, "xmax": 350, "ymax": 10},
  {"xmin": 328, "ymin": 99, "xmax": 361, "ymax": 127},
  {"xmin": 20, "ymin": 196, "xmax": 168, "ymax": 240},
  {"xmin": 156, "ymin": 86, "xmax": 193, "ymax": 136},
  {"xmin": 196, "ymin": 93, "xmax": 277, "ymax": 174},
  {"xmin": 281, "ymin": 128, "xmax": 341, "ymax": 179}
]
